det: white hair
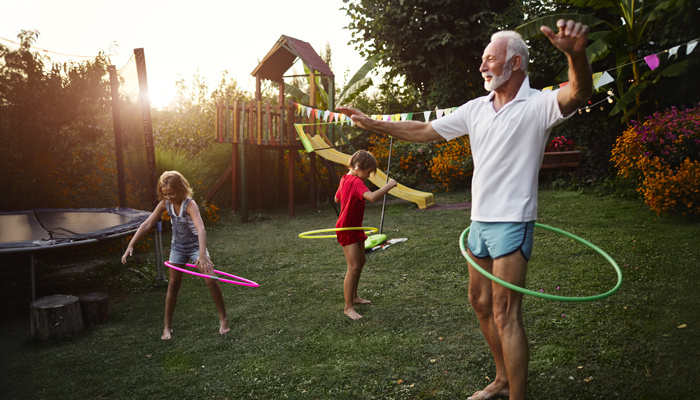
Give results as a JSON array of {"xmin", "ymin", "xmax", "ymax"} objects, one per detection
[{"xmin": 491, "ymin": 31, "xmax": 529, "ymax": 72}]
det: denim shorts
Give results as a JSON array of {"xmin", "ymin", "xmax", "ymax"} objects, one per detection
[
  {"xmin": 168, "ymin": 246, "xmax": 210, "ymax": 264},
  {"xmin": 467, "ymin": 221, "xmax": 535, "ymax": 261}
]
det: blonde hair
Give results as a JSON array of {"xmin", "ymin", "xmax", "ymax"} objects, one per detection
[
  {"xmin": 157, "ymin": 171, "xmax": 193, "ymax": 201},
  {"xmin": 348, "ymin": 150, "xmax": 378, "ymax": 175}
]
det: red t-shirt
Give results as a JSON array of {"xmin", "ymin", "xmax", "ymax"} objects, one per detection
[{"xmin": 335, "ymin": 174, "xmax": 370, "ymax": 246}]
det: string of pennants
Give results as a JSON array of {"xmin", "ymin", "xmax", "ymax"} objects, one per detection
[{"xmin": 294, "ymin": 37, "xmax": 698, "ymax": 123}]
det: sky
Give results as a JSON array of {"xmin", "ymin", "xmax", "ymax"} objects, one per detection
[{"xmin": 1, "ymin": 0, "xmax": 369, "ymax": 107}]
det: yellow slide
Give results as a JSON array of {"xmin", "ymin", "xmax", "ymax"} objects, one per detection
[{"xmin": 296, "ymin": 126, "xmax": 435, "ymax": 209}]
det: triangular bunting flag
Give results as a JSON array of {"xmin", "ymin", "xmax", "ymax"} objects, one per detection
[
  {"xmin": 436, "ymin": 109, "xmax": 444, "ymax": 118},
  {"xmin": 668, "ymin": 45, "xmax": 680, "ymax": 59},
  {"xmin": 423, "ymin": 111, "xmax": 431, "ymax": 121},
  {"xmin": 406, "ymin": 112, "xmax": 413, "ymax": 121},
  {"xmin": 594, "ymin": 71, "xmax": 614, "ymax": 89},
  {"xmin": 644, "ymin": 54, "xmax": 660, "ymax": 70},
  {"xmin": 306, "ymin": 107, "xmax": 312, "ymax": 119},
  {"xmin": 401, "ymin": 113, "xmax": 408, "ymax": 121},
  {"xmin": 687, "ymin": 40, "xmax": 697, "ymax": 55},
  {"xmin": 444, "ymin": 108, "xmax": 453, "ymax": 116}
]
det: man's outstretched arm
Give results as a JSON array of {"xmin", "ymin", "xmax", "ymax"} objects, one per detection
[
  {"xmin": 336, "ymin": 106, "xmax": 443, "ymax": 143},
  {"xmin": 541, "ymin": 19, "xmax": 594, "ymax": 116}
]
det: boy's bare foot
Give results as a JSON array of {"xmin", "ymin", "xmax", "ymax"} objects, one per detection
[
  {"xmin": 467, "ymin": 381, "xmax": 509, "ymax": 400},
  {"xmin": 161, "ymin": 328, "xmax": 174, "ymax": 340},
  {"xmin": 353, "ymin": 297, "xmax": 371, "ymax": 305},
  {"xmin": 344, "ymin": 308, "xmax": 363, "ymax": 320},
  {"xmin": 220, "ymin": 318, "xmax": 230, "ymax": 335}
]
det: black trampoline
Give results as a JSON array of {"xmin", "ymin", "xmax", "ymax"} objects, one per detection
[{"xmin": 0, "ymin": 207, "xmax": 157, "ymax": 299}]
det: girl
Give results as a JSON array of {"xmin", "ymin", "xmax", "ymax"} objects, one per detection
[
  {"xmin": 334, "ymin": 150, "xmax": 397, "ymax": 320},
  {"xmin": 122, "ymin": 171, "xmax": 229, "ymax": 339}
]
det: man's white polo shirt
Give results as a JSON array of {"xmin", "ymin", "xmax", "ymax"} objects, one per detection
[{"xmin": 431, "ymin": 77, "xmax": 572, "ymax": 222}]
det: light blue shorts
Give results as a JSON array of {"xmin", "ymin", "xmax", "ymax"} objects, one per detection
[
  {"xmin": 467, "ymin": 221, "xmax": 535, "ymax": 261},
  {"xmin": 168, "ymin": 246, "xmax": 210, "ymax": 264}
]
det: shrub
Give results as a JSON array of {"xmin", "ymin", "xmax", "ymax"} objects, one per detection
[
  {"xmin": 367, "ymin": 133, "xmax": 472, "ymax": 192},
  {"xmin": 429, "ymin": 136, "xmax": 472, "ymax": 191},
  {"xmin": 611, "ymin": 104, "xmax": 700, "ymax": 216},
  {"xmin": 546, "ymin": 136, "xmax": 575, "ymax": 152},
  {"xmin": 367, "ymin": 134, "xmax": 433, "ymax": 188}
]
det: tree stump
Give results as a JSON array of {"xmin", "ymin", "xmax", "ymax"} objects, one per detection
[
  {"xmin": 30, "ymin": 295, "xmax": 84, "ymax": 340},
  {"xmin": 79, "ymin": 292, "xmax": 109, "ymax": 326}
]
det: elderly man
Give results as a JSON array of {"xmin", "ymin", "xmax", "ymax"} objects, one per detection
[{"xmin": 337, "ymin": 20, "xmax": 593, "ymax": 400}]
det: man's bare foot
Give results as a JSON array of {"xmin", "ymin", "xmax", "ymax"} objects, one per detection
[
  {"xmin": 467, "ymin": 382, "xmax": 509, "ymax": 400},
  {"xmin": 344, "ymin": 308, "xmax": 363, "ymax": 320},
  {"xmin": 220, "ymin": 318, "xmax": 230, "ymax": 335},
  {"xmin": 161, "ymin": 328, "xmax": 174, "ymax": 340},
  {"xmin": 353, "ymin": 297, "xmax": 371, "ymax": 305}
]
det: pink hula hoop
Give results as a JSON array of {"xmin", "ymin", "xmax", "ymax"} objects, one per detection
[{"xmin": 164, "ymin": 261, "xmax": 259, "ymax": 287}]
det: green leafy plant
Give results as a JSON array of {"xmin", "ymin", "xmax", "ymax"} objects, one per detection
[{"xmin": 517, "ymin": 0, "xmax": 698, "ymax": 123}]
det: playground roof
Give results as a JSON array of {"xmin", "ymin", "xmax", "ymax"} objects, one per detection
[{"xmin": 251, "ymin": 35, "xmax": 334, "ymax": 81}]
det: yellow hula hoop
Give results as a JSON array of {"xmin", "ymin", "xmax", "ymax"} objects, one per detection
[{"xmin": 298, "ymin": 227, "xmax": 379, "ymax": 239}]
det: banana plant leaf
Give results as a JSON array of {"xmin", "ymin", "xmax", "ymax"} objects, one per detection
[
  {"xmin": 337, "ymin": 54, "xmax": 380, "ymax": 106},
  {"xmin": 610, "ymin": 81, "xmax": 648, "ymax": 116},
  {"xmin": 515, "ymin": 14, "xmax": 606, "ymax": 39}
]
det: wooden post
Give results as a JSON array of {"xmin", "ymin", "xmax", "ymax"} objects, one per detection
[
  {"xmin": 288, "ymin": 148, "xmax": 295, "ymax": 217},
  {"xmin": 232, "ymin": 143, "xmax": 238, "ymax": 211},
  {"xmin": 278, "ymin": 148, "xmax": 285, "ymax": 208},
  {"xmin": 239, "ymin": 102, "xmax": 248, "ymax": 222},
  {"xmin": 310, "ymin": 153, "xmax": 316, "ymax": 209},
  {"xmin": 309, "ymin": 69, "xmax": 318, "ymax": 210},
  {"xmin": 108, "ymin": 65, "xmax": 127, "ymax": 208},
  {"xmin": 134, "ymin": 48, "xmax": 158, "ymax": 209},
  {"xmin": 287, "ymin": 102, "xmax": 296, "ymax": 217},
  {"xmin": 232, "ymin": 101, "xmax": 239, "ymax": 212},
  {"xmin": 30, "ymin": 295, "xmax": 84, "ymax": 340}
]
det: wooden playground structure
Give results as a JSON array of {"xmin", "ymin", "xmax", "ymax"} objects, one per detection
[
  {"xmin": 211, "ymin": 35, "xmax": 435, "ymax": 219},
  {"xmin": 211, "ymin": 35, "xmax": 334, "ymax": 219}
]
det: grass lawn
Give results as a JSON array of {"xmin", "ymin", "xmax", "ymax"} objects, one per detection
[{"xmin": 1, "ymin": 189, "xmax": 698, "ymax": 399}]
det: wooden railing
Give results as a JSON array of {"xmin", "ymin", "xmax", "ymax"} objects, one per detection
[
  {"xmin": 215, "ymin": 101, "xmax": 344, "ymax": 148},
  {"xmin": 215, "ymin": 100, "xmax": 299, "ymax": 147}
]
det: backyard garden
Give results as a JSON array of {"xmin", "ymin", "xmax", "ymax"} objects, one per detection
[
  {"xmin": 1, "ymin": 0, "xmax": 699, "ymax": 399},
  {"xmin": 1, "ymin": 189, "xmax": 699, "ymax": 399}
]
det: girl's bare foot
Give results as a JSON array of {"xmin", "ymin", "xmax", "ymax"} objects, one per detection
[
  {"xmin": 353, "ymin": 297, "xmax": 371, "ymax": 305},
  {"xmin": 344, "ymin": 308, "xmax": 363, "ymax": 320},
  {"xmin": 467, "ymin": 381, "xmax": 509, "ymax": 400},
  {"xmin": 161, "ymin": 328, "xmax": 174, "ymax": 340},
  {"xmin": 220, "ymin": 318, "xmax": 230, "ymax": 335}
]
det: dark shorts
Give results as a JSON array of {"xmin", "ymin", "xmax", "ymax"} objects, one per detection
[{"xmin": 467, "ymin": 221, "xmax": 535, "ymax": 261}]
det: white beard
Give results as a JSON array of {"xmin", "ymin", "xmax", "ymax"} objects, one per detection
[{"xmin": 483, "ymin": 63, "xmax": 513, "ymax": 92}]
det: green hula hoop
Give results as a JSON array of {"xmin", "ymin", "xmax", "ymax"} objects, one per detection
[
  {"xmin": 299, "ymin": 226, "xmax": 378, "ymax": 239},
  {"xmin": 459, "ymin": 223, "xmax": 622, "ymax": 302}
]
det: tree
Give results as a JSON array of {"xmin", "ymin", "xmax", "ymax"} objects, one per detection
[
  {"xmin": 516, "ymin": 0, "xmax": 699, "ymax": 123},
  {"xmin": 343, "ymin": 0, "xmax": 511, "ymax": 108},
  {"xmin": 0, "ymin": 30, "xmax": 113, "ymax": 210}
]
